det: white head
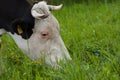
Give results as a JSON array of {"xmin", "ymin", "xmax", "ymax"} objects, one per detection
[{"xmin": 28, "ymin": 1, "xmax": 71, "ymax": 66}]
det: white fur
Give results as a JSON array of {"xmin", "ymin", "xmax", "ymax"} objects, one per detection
[
  {"xmin": 8, "ymin": 32, "xmax": 29, "ymax": 54},
  {"xmin": 0, "ymin": 29, "xmax": 6, "ymax": 35},
  {"xmin": 31, "ymin": 1, "xmax": 50, "ymax": 19}
]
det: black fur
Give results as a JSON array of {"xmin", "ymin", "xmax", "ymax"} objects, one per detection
[{"xmin": 0, "ymin": 0, "xmax": 35, "ymax": 39}]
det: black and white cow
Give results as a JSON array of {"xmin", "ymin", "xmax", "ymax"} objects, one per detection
[{"xmin": 0, "ymin": 0, "xmax": 71, "ymax": 67}]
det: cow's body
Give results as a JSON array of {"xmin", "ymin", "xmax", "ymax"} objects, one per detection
[
  {"xmin": 0, "ymin": 0, "xmax": 34, "ymax": 39},
  {"xmin": 0, "ymin": 0, "xmax": 71, "ymax": 67}
]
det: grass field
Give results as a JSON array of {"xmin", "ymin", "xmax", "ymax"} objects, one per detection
[{"xmin": 0, "ymin": 0, "xmax": 120, "ymax": 80}]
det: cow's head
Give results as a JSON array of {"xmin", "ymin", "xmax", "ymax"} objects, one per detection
[{"xmin": 28, "ymin": 1, "xmax": 71, "ymax": 67}]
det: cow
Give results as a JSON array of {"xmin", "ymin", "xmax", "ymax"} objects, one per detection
[{"xmin": 0, "ymin": 0, "xmax": 71, "ymax": 67}]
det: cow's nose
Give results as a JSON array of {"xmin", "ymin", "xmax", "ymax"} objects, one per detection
[{"xmin": 40, "ymin": 31, "xmax": 50, "ymax": 40}]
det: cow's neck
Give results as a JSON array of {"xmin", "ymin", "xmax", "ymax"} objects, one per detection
[{"xmin": 8, "ymin": 32, "xmax": 29, "ymax": 54}]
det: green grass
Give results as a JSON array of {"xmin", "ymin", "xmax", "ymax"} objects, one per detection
[{"xmin": 0, "ymin": 1, "xmax": 120, "ymax": 80}]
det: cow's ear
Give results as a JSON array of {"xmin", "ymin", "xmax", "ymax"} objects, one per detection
[{"xmin": 31, "ymin": 10, "xmax": 48, "ymax": 19}]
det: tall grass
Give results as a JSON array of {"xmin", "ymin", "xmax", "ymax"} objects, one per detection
[{"xmin": 0, "ymin": 0, "xmax": 120, "ymax": 80}]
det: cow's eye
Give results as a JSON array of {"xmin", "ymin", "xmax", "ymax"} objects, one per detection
[
  {"xmin": 40, "ymin": 31, "xmax": 50, "ymax": 40},
  {"xmin": 41, "ymin": 32, "xmax": 48, "ymax": 36}
]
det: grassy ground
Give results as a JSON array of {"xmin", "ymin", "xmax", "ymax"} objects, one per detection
[{"xmin": 0, "ymin": 0, "xmax": 120, "ymax": 80}]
